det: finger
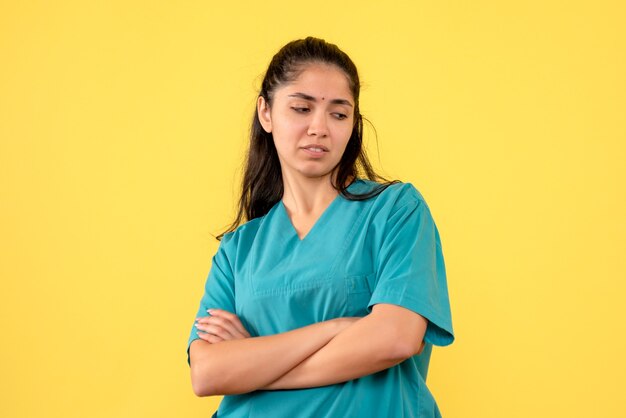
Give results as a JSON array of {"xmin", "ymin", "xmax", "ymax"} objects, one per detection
[
  {"xmin": 196, "ymin": 311, "xmax": 250, "ymax": 338},
  {"xmin": 207, "ymin": 309, "xmax": 251, "ymax": 337},
  {"xmin": 202, "ymin": 315, "xmax": 247, "ymax": 339},
  {"xmin": 195, "ymin": 322, "xmax": 235, "ymax": 340},
  {"xmin": 216, "ymin": 314, "xmax": 251, "ymax": 338},
  {"xmin": 197, "ymin": 320, "xmax": 247, "ymax": 341},
  {"xmin": 203, "ymin": 310, "xmax": 248, "ymax": 338},
  {"xmin": 196, "ymin": 314, "xmax": 240, "ymax": 332},
  {"xmin": 197, "ymin": 331, "xmax": 224, "ymax": 344},
  {"xmin": 195, "ymin": 316, "xmax": 212, "ymax": 325}
]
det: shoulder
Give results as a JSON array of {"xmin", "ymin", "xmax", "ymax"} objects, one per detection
[
  {"xmin": 215, "ymin": 207, "xmax": 270, "ymax": 258},
  {"xmin": 356, "ymin": 178, "xmax": 429, "ymax": 212},
  {"xmin": 219, "ymin": 216, "xmax": 262, "ymax": 247}
]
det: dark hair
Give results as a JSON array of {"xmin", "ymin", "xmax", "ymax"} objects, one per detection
[{"xmin": 216, "ymin": 36, "xmax": 398, "ymax": 240}]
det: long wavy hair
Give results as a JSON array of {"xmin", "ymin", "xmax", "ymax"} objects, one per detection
[{"xmin": 216, "ymin": 36, "xmax": 398, "ymax": 240}]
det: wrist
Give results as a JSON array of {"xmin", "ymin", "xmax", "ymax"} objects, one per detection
[{"xmin": 328, "ymin": 317, "xmax": 359, "ymax": 335}]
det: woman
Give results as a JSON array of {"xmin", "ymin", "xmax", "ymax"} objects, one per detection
[{"xmin": 187, "ymin": 36, "xmax": 454, "ymax": 417}]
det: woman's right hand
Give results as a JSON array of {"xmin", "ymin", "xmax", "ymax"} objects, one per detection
[{"xmin": 194, "ymin": 308, "xmax": 251, "ymax": 344}]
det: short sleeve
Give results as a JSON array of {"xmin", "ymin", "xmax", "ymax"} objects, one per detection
[
  {"xmin": 367, "ymin": 193, "xmax": 454, "ymax": 347},
  {"xmin": 186, "ymin": 233, "xmax": 237, "ymax": 366}
]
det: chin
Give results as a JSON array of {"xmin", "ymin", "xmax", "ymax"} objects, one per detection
[{"xmin": 296, "ymin": 167, "xmax": 335, "ymax": 179}]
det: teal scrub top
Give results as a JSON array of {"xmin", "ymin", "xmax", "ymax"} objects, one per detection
[{"xmin": 187, "ymin": 179, "xmax": 455, "ymax": 418}]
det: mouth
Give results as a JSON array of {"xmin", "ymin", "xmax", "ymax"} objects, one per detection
[
  {"xmin": 300, "ymin": 144, "xmax": 328, "ymax": 158},
  {"xmin": 301, "ymin": 144, "xmax": 329, "ymax": 152}
]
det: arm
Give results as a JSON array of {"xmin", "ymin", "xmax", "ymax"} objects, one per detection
[
  {"xmin": 189, "ymin": 316, "xmax": 356, "ymax": 397},
  {"xmin": 261, "ymin": 303, "xmax": 428, "ymax": 390}
]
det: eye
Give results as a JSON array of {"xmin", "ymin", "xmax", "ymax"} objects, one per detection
[
  {"xmin": 291, "ymin": 107, "xmax": 310, "ymax": 113},
  {"xmin": 333, "ymin": 113, "xmax": 348, "ymax": 120}
]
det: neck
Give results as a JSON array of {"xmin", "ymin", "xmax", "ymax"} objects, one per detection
[{"xmin": 281, "ymin": 171, "xmax": 352, "ymax": 215}]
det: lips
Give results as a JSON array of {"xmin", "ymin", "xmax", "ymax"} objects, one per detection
[{"xmin": 301, "ymin": 144, "xmax": 329, "ymax": 152}]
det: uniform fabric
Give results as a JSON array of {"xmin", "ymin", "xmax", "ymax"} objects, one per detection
[{"xmin": 187, "ymin": 179, "xmax": 455, "ymax": 417}]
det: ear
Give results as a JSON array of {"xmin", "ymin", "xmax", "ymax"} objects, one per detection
[{"xmin": 257, "ymin": 96, "xmax": 272, "ymax": 133}]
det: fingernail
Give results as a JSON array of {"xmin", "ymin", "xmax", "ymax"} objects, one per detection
[{"xmin": 207, "ymin": 309, "xmax": 214, "ymax": 314}]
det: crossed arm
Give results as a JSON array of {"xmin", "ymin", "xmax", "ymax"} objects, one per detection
[{"xmin": 189, "ymin": 303, "xmax": 428, "ymax": 396}]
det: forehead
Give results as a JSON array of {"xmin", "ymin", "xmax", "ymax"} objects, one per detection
[{"xmin": 279, "ymin": 63, "xmax": 353, "ymax": 102}]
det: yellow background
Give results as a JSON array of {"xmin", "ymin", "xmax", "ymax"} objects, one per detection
[{"xmin": 1, "ymin": 1, "xmax": 624, "ymax": 417}]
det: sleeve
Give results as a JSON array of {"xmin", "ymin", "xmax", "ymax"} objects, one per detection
[
  {"xmin": 186, "ymin": 233, "xmax": 237, "ymax": 366},
  {"xmin": 367, "ymin": 194, "xmax": 454, "ymax": 347}
]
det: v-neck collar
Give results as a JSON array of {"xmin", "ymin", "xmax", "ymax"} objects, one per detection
[{"xmin": 278, "ymin": 179, "xmax": 362, "ymax": 242}]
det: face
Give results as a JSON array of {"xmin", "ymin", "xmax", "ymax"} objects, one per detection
[{"xmin": 257, "ymin": 63, "xmax": 355, "ymax": 182}]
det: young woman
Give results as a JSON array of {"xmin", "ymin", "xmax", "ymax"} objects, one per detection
[{"xmin": 187, "ymin": 36, "xmax": 454, "ymax": 418}]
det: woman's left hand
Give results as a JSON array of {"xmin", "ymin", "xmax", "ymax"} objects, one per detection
[{"xmin": 195, "ymin": 308, "xmax": 251, "ymax": 344}]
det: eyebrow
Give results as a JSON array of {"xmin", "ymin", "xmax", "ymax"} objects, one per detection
[{"xmin": 287, "ymin": 92, "xmax": 353, "ymax": 107}]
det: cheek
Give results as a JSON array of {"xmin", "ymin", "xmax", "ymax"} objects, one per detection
[
  {"xmin": 337, "ymin": 127, "xmax": 354, "ymax": 148},
  {"xmin": 336, "ymin": 118, "xmax": 354, "ymax": 135},
  {"xmin": 273, "ymin": 119, "xmax": 307, "ymax": 140}
]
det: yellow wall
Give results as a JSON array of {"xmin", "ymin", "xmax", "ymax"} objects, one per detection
[{"xmin": 1, "ymin": 1, "xmax": 624, "ymax": 417}]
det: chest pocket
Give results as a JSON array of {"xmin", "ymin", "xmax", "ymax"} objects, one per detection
[{"xmin": 345, "ymin": 273, "xmax": 375, "ymax": 317}]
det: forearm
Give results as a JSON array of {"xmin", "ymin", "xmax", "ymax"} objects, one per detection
[
  {"xmin": 190, "ymin": 319, "xmax": 345, "ymax": 396},
  {"xmin": 261, "ymin": 311, "xmax": 419, "ymax": 390}
]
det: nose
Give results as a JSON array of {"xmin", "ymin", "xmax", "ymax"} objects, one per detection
[{"xmin": 307, "ymin": 110, "xmax": 329, "ymax": 137}]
